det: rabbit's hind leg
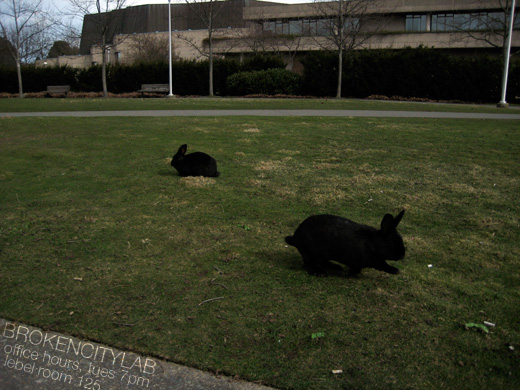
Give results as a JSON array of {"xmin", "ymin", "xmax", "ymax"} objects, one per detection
[
  {"xmin": 374, "ymin": 261, "xmax": 400, "ymax": 274},
  {"xmin": 300, "ymin": 251, "xmax": 328, "ymax": 275}
]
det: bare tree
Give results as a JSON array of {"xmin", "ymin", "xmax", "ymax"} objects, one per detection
[
  {"xmin": 180, "ymin": 0, "xmax": 234, "ymax": 97},
  {"xmin": 0, "ymin": 0, "xmax": 55, "ymax": 97},
  {"xmin": 68, "ymin": 0, "xmax": 128, "ymax": 97},
  {"xmin": 312, "ymin": 0, "xmax": 384, "ymax": 98},
  {"xmin": 239, "ymin": 30, "xmax": 278, "ymax": 54},
  {"xmin": 51, "ymin": 1, "xmax": 83, "ymax": 55},
  {"xmin": 278, "ymin": 33, "xmax": 305, "ymax": 72},
  {"xmin": 445, "ymin": 0, "xmax": 518, "ymax": 54},
  {"xmin": 237, "ymin": 20, "xmax": 304, "ymax": 70},
  {"xmin": 234, "ymin": 19, "xmax": 280, "ymax": 54},
  {"xmin": 126, "ymin": 33, "xmax": 174, "ymax": 64}
]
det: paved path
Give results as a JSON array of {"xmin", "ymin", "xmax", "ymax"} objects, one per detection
[{"xmin": 1, "ymin": 109, "xmax": 520, "ymax": 119}]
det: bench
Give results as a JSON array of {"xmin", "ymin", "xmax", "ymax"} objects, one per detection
[
  {"xmin": 138, "ymin": 84, "xmax": 170, "ymax": 95},
  {"xmin": 46, "ymin": 85, "xmax": 70, "ymax": 96}
]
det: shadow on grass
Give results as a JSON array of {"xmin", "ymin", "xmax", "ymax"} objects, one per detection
[
  {"xmin": 257, "ymin": 248, "xmax": 359, "ymax": 280},
  {"xmin": 158, "ymin": 169, "xmax": 177, "ymax": 177}
]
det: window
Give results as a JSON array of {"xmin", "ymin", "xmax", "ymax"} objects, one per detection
[
  {"xmin": 275, "ymin": 20, "xmax": 284, "ymax": 35},
  {"xmin": 406, "ymin": 14, "xmax": 427, "ymax": 32},
  {"xmin": 468, "ymin": 13, "xmax": 487, "ymax": 30},
  {"xmin": 487, "ymin": 12, "xmax": 506, "ymax": 30},
  {"xmin": 432, "ymin": 13, "xmax": 455, "ymax": 32},
  {"xmin": 262, "ymin": 16, "xmax": 363, "ymax": 37},
  {"xmin": 344, "ymin": 17, "xmax": 360, "ymax": 31},
  {"xmin": 432, "ymin": 12, "xmax": 519, "ymax": 32},
  {"xmin": 317, "ymin": 18, "xmax": 331, "ymax": 36},
  {"xmin": 264, "ymin": 18, "xmax": 328, "ymax": 36},
  {"xmin": 302, "ymin": 19, "xmax": 318, "ymax": 35},
  {"xmin": 288, "ymin": 20, "xmax": 302, "ymax": 35},
  {"xmin": 263, "ymin": 21, "xmax": 275, "ymax": 33}
]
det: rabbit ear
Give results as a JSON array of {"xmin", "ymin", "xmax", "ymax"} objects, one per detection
[
  {"xmin": 179, "ymin": 144, "xmax": 187, "ymax": 156},
  {"xmin": 380, "ymin": 214, "xmax": 395, "ymax": 233},
  {"xmin": 394, "ymin": 210, "xmax": 405, "ymax": 227},
  {"xmin": 381, "ymin": 210, "xmax": 405, "ymax": 232}
]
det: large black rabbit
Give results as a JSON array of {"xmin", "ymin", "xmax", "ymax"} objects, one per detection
[
  {"xmin": 285, "ymin": 210, "xmax": 406, "ymax": 276},
  {"xmin": 171, "ymin": 144, "xmax": 220, "ymax": 177}
]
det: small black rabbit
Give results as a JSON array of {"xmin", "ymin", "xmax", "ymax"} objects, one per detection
[
  {"xmin": 171, "ymin": 144, "xmax": 220, "ymax": 177},
  {"xmin": 285, "ymin": 210, "xmax": 405, "ymax": 276}
]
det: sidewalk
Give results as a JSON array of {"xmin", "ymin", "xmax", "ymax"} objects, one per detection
[
  {"xmin": 0, "ymin": 318, "xmax": 276, "ymax": 390},
  {"xmin": 1, "ymin": 109, "xmax": 520, "ymax": 120}
]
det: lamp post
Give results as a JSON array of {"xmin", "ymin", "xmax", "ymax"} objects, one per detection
[
  {"xmin": 498, "ymin": 0, "xmax": 516, "ymax": 107},
  {"xmin": 168, "ymin": 0, "xmax": 174, "ymax": 97}
]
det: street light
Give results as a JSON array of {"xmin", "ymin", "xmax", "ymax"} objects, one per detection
[
  {"xmin": 168, "ymin": 0, "xmax": 174, "ymax": 97},
  {"xmin": 498, "ymin": 0, "xmax": 516, "ymax": 107}
]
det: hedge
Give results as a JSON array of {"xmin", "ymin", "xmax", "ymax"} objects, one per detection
[
  {"xmin": 0, "ymin": 54, "xmax": 283, "ymax": 97},
  {"xmin": 227, "ymin": 68, "xmax": 303, "ymax": 96},
  {"xmin": 301, "ymin": 47, "xmax": 519, "ymax": 103},
  {"xmin": 1, "ymin": 48, "xmax": 518, "ymax": 103}
]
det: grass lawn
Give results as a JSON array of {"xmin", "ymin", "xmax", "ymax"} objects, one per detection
[
  {"xmin": 0, "ymin": 96, "xmax": 518, "ymax": 114},
  {"xmin": 0, "ymin": 105, "xmax": 519, "ymax": 389}
]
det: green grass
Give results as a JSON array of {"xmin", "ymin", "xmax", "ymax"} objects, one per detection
[
  {"xmin": 0, "ymin": 96, "xmax": 518, "ymax": 114},
  {"xmin": 1, "ymin": 110, "xmax": 519, "ymax": 389}
]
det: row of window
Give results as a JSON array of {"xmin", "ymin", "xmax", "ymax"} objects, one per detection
[
  {"xmin": 406, "ymin": 12, "xmax": 520, "ymax": 33},
  {"xmin": 262, "ymin": 11, "xmax": 518, "ymax": 36},
  {"xmin": 263, "ymin": 19, "xmax": 323, "ymax": 36},
  {"xmin": 262, "ymin": 18, "xmax": 359, "ymax": 36}
]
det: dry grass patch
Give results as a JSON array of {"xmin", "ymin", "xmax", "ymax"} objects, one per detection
[
  {"xmin": 278, "ymin": 149, "xmax": 301, "ymax": 156},
  {"xmin": 179, "ymin": 176, "xmax": 217, "ymax": 187},
  {"xmin": 314, "ymin": 162, "xmax": 341, "ymax": 170},
  {"xmin": 274, "ymin": 186, "xmax": 297, "ymax": 199},
  {"xmin": 254, "ymin": 159, "xmax": 291, "ymax": 172},
  {"xmin": 306, "ymin": 187, "xmax": 352, "ymax": 205},
  {"xmin": 348, "ymin": 173, "xmax": 400, "ymax": 187}
]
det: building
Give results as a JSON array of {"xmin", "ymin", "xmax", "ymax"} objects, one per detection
[{"xmin": 39, "ymin": 0, "xmax": 519, "ymax": 69}]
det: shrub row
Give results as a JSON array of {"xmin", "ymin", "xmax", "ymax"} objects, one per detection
[
  {"xmin": 302, "ymin": 47, "xmax": 520, "ymax": 103},
  {"xmin": 227, "ymin": 68, "xmax": 302, "ymax": 96},
  {"xmin": 0, "ymin": 54, "xmax": 286, "ymax": 96},
  {"xmin": 1, "ymin": 48, "xmax": 518, "ymax": 103}
]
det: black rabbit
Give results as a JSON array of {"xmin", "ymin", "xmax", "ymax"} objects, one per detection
[
  {"xmin": 171, "ymin": 144, "xmax": 220, "ymax": 177},
  {"xmin": 285, "ymin": 210, "xmax": 405, "ymax": 276}
]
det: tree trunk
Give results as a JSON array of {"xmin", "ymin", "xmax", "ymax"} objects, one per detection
[
  {"xmin": 102, "ymin": 34, "xmax": 108, "ymax": 98},
  {"xmin": 209, "ymin": 47, "xmax": 214, "ymax": 97},
  {"xmin": 336, "ymin": 46, "xmax": 343, "ymax": 99},
  {"xmin": 16, "ymin": 60, "xmax": 24, "ymax": 98},
  {"xmin": 208, "ymin": 22, "xmax": 214, "ymax": 97},
  {"xmin": 102, "ymin": 59, "xmax": 108, "ymax": 98}
]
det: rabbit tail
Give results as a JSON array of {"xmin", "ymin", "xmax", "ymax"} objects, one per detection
[{"xmin": 285, "ymin": 236, "xmax": 296, "ymax": 247}]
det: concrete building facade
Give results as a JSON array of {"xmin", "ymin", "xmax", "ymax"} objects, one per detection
[{"xmin": 39, "ymin": 0, "xmax": 519, "ymax": 69}]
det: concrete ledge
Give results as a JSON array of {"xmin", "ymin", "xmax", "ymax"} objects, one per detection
[{"xmin": 1, "ymin": 318, "xmax": 275, "ymax": 390}]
